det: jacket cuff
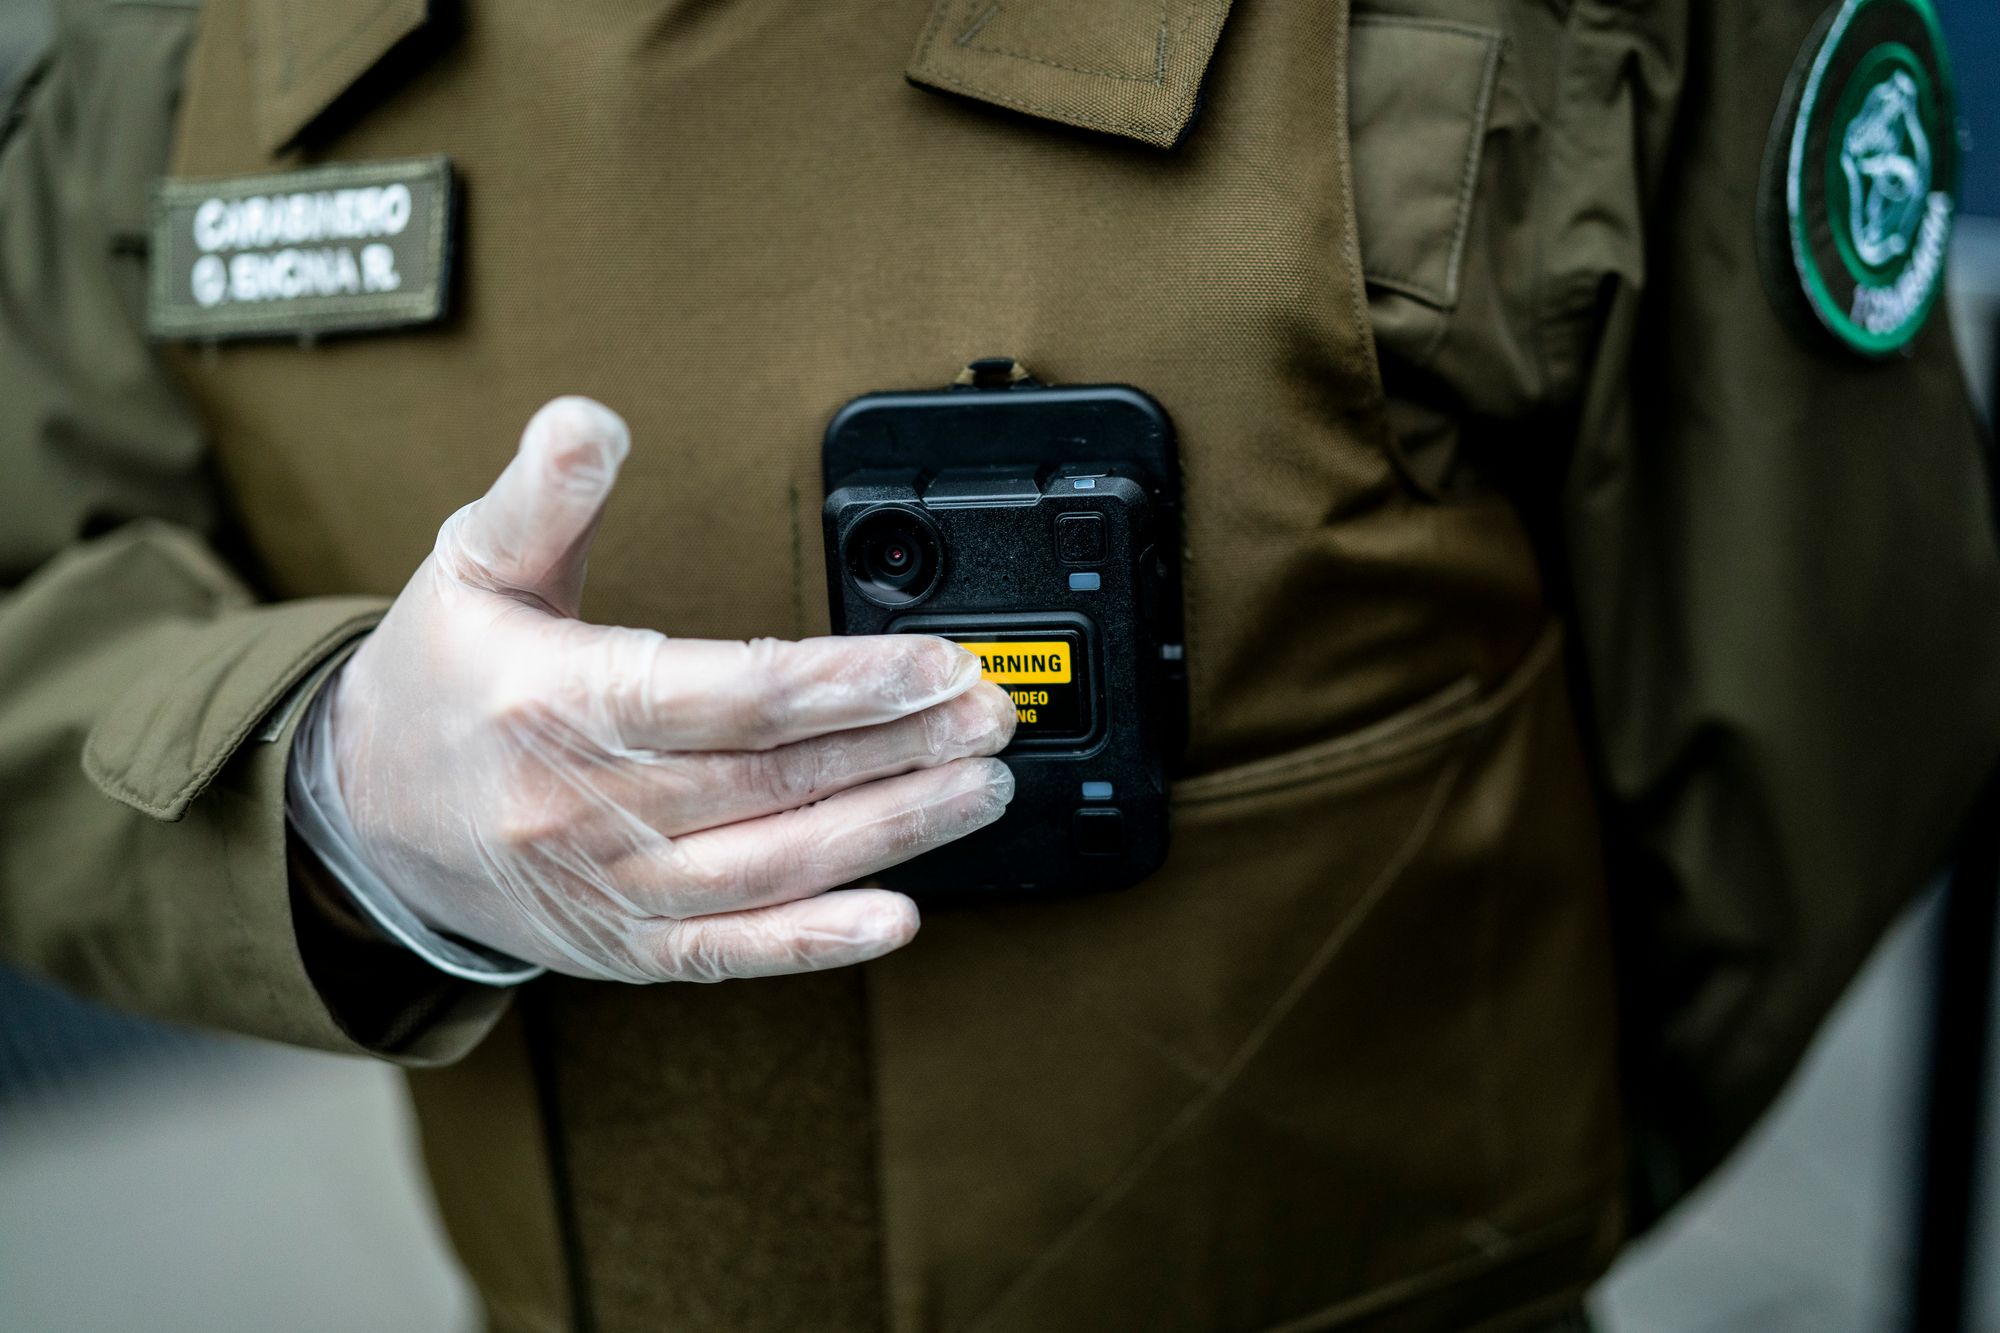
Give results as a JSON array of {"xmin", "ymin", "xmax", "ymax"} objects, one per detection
[
  {"xmin": 63, "ymin": 525, "xmax": 504, "ymax": 1062},
  {"xmin": 288, "ymin": 829, "xmax": 512, "ymax": 1063}
]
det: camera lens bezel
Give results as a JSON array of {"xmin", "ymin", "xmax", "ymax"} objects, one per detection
[{"xmin": 843, "ymin": 504, "xmax": 945, "ymax": 607}]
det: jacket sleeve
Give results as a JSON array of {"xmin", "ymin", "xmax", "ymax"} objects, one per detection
[
  {"xmin": 1551, "ymin": 0, "xmax": 2000, "ymax": 1211},
  {"xmin": 0, "ymin": 0, "xmax": 503, "ymax": 1062}
]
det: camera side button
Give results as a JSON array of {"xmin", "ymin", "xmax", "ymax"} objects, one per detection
[
  {"xmin": 1056, "ymin": 512, "xmax": 1106, "ymax": 564},
  {"xmin": 1072, "ymin": 807, "xmax": 1126, "ymax": 857}
]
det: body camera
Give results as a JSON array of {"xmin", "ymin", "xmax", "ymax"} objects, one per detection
[{"xmin": 822, "ymin": 363, "xmax": 1186, "ymax": 895}]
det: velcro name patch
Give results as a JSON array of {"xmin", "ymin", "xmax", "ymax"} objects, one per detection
[{"xmin": 149, "ymin": 156, "xmax": 454, "ymax": 341}]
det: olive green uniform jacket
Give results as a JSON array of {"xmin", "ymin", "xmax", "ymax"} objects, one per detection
[{"xmin": 1, "ymin": 0, "xmax": 1992, "ymax": 1330}]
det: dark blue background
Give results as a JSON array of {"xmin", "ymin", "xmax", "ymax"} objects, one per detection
[{"xmin": 1941, "ymin": 1, "xmax": 1998, "ymax": 218}]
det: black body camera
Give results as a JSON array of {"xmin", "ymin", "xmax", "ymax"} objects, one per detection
[{"xmin": 823, "ymin": 362, "xmax": 1186, "ymax": 896}]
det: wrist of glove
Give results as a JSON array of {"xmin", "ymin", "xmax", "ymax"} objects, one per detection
[
  {"xmin": 287, "ymin": 669, "xmax": 545, "ymax": 986},
  {"xmin": 283, "ymin": 397, "xmax": 1015, "ymax": 987}
]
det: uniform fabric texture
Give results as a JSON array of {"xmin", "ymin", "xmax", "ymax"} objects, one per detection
[
  {"xmin": 0, "ymin": 0, "xmax": 1990, "ymax": 1327},
  {"xmin": 155, "ymin": 0, "xmax": 1623, "ymax": 1326}
]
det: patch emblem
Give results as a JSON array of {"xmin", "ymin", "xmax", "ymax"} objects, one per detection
[
  {"xmin": 149, "ymin": 156, "xmax": 454, "ymax": 342},
  {"xmin": 1760, "ymin": 0, "xmax": 1958, "ymax": 357}
]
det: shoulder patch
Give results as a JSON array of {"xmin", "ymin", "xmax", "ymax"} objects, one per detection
[
  {"xmin": 1758, "ymin": 0, "xmax": 1958, "ymax": 358},
  {"xmin": 149, "ymin": 156, "xmax": 454, "ymax": 342}
]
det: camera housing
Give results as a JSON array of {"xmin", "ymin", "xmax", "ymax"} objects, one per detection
[{"xmin": 823, "ymin": 365, "xmax": 1185, "ymax": 896}]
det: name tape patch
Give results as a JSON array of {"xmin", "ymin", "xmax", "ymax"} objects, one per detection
[
  {"xmin": 1759, "ymin": 0, "xmax": 1958, "ymax": 357},
  {"xmin": 957, "ymin": 638, "xmax": 1085, "ymax": 734},
  {"xmin": 149, "ymin": 155, "xmax": 454, "ymax": 341}
]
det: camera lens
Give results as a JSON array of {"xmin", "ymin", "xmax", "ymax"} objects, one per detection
[
  {"xmin": 845, "ymin": 507, "xmax": 942, "ymax": 606},
  {"xmin": 873, "ymin": 542, "xmax": 914, "ymax": 579}
]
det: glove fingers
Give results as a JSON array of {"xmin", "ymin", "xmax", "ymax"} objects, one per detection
[
  {"xmin": 620, "ymin": 755, "xmax": 1014, "ymax": 920},
  {"xmin": 634, "ymin": 888, "xmax": 922, "ymax": 982},
  {"xmin": 562, "ymin": 628, "xmax": 987, "ymax": 752},
  {"xmin": 556, "ymin": 681, "xmax": 1016, "ymax": 838},
  {"xmin": 437, "ymin": 396, "xmax": 631, "ymax": 613}
]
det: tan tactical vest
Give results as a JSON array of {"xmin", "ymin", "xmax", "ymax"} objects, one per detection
[{"xmin": 164, "ymin": 0, "xmax": 1623, "ymax": 1326}]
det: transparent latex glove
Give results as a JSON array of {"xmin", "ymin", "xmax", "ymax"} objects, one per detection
[{"xmin": 312, "ymin": 397, "xmax": 1015, "ymax": 983}]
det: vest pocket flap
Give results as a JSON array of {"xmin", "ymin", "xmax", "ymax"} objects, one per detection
[
  {"xmin": 1349, "ymin": 15, "xmax": 1502, "ymax": 308},
  {"xmin": 907, "ymin": 0, "xmax": 1234, "ymax": 149},
  {"xmin": 249, "ymin": 0, "xmax": 430, "ymax": 154}
]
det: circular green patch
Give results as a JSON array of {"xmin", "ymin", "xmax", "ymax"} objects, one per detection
[{"xmin": 1759, "ymin": 0, "xmax": 1959, "ymax": 357}]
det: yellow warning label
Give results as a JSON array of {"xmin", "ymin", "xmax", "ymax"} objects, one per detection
[{"xmin": 960, "ymin": 640, "xmax": 1072, "ymax": 684}]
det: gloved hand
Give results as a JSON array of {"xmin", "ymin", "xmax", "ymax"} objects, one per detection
[{"xmin": 294, "ymin": 397, "xmax": 1015, "ymax": 983}]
